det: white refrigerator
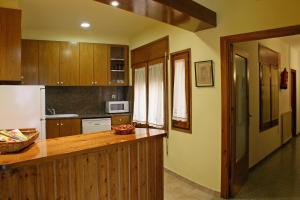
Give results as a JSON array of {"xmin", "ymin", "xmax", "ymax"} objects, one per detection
[{"xmin": 0, "ymin": 86, "xmax": 46, "ymax": 140}]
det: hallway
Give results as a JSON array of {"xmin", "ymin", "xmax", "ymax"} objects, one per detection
[{"xmin": 235, "ymin": 136, "xmax": 300, "ymax": 199}]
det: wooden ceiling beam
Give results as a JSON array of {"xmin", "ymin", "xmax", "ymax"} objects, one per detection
[{"xmin": 95, "ymin": 0, "xmax": 217, "ymax": 32}]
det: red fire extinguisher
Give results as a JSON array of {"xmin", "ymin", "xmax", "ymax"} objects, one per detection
[{"xmin": 280, "ymin": 68, "xmax": 288, "ymax": 89}]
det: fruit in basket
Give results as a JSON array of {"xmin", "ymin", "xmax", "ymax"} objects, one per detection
[
  {"xmin": 0, "ymin": 129, "xmax": 28, "ymax": 142},
  {"xmin": 112, "ymin": 124, "xmax": 135, "ymax": 135}
]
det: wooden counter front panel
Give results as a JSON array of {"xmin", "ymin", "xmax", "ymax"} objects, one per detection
[{"xmin": 0, "ymin": 137, "xmax": 164, "ymax": 200}]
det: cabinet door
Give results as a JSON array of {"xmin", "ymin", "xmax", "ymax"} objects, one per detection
[
  {"xmin": 39, "ymin": 41, "xmax": 60, "ymax": 85},
  {"xmin": 94, "ymin": 44, "xmax": 109, "ymax": 86},
  {"xmin": 109, "ymin": 45, "xmax": 129, "ymax": 86},
  {"xmin": 46, "ymin": 119, "xmax": 60, "ymax": 139},
  {"xmin": 0, "ymin": 8, "xmax": 21, "ymax": 81},
  {"xmin": 21, "ymin": 40, "xmax": 39, "ymax": 84},
  {"xmin": 59, "ymin": 119, "xmax": 81, "ymax": 137},
  {"xmin": 79, "ymin": 43, "xmax": 94, "ymax": 86},
  {"xmin": 60, "ymin": 42, "xmax": 80, "ymax": 86},
  {"xmin": 111, "ymin": 114, "xmax": 131, "ymax": 126}
]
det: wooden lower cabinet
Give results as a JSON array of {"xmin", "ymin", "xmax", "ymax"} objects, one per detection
[
  {"xmin": 46, "ymin": 119, "xmax": 81, "ymax": 139},
  {"xmin": 111, "ymin": 114, "xmax": 131, "ymax": 126},
  {"xmin": 60, "ymin": 119, "xmax": 81, "ymax": 137}
]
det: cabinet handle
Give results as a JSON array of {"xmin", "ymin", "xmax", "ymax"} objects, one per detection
[
  {"xmin": 57, "ymin": 82, "xmax": 60, "ymax": 85},
  {"xmin": 56, "ymin": 123, "xmax": 59, "ymax": 126},
  {"xmin": 92, "ymin": 82, "xmax": 94, "ymax": 85},
  {"xmin": 95, "ymin": 81, "xmax": 98, "ymax": 84},
  {"xmin": 61, "ymin": 123, "xmax": 63, "ymax": 126},
  {"xmin": 61, "ymin": 82, "xmax": 63, "ymax": 85},
  {"xmin": 20, "ymin": 76, "xmax": 24, "ymax": 80}
]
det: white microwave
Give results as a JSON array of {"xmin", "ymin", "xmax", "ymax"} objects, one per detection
[{"xmin": 105, "ymin": 101, "xmax": 129, "ymax": 114}]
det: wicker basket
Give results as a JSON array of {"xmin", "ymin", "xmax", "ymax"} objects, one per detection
[{"xmin": 0, "ymin": 128, "xmax": 39, "ymax": 153}]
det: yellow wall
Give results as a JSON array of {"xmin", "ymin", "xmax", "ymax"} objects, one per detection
[
  {"xmin": 235, "ymin": 38, "xmax": 291, "ymax": 168},
  {"xmin": 291, "ymin": 47, "xmax": 300, "ymax": 134},
  {"xmin": 0, "ymin": 0, "xmax": 20, "ymax": 9},
  {"xmin": 130, "ymin": 0, "xmax": 300, "ymax": 192}
]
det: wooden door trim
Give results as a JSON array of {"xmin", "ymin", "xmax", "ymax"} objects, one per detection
[
  {"xmin": 291, "ymin": 69, "xmax": 297, "ymax": 137},
  {"xmin": 221, "ymin": 24, "xmax": 300, "ymax": 199}
]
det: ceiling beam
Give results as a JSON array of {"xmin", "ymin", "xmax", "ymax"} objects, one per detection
[{"xmin": 95, "ymin": 0, "xmax": 217, "ymax": 32}]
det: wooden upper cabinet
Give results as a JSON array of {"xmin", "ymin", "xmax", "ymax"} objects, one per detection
[
  {"xmin": 79, "ymin": 43, "xmax": 94, "ymax": 86},
  {"xmin": 109, "ymin": 45, "xmax": 129, "ymax": 86},
  {"xmin": 60, "ymin": 42, "xmax": 80, "ymax": 86},
  {"xmin": 39, "ymin": 41, "xmax": 60, "ymax": 85},
  {"xmin": 21, "ymin": 40, "xmax": 39, "ymax": 84},
  {"xmin": 94, "ymin": 44, "xmax": 109, "ymax": 86},
  {"xmin": 0, "ymin": 8, "xmax": 21, "ymax": 81}
]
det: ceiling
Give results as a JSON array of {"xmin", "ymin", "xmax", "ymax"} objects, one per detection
[{"xmin": 20, "ymin": 0, "xmax": 163, "ymax": 41}]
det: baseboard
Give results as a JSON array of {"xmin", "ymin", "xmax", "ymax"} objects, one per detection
[{"xmin": 164, "ymin": 168, "xmax": 220, "ymax": 197}]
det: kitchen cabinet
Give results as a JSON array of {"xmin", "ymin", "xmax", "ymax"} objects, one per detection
[
  {"xmin": 109, "ymin": 45, "xmax": 129, "ymax": 86},
  {"xmin": 39, "ymin": 40, "xmax": 60, "ymax": 85},
  {"xmin": 111, "ymin": 114, "xmax": 131, "ymax": 126},
  {"xmin": 46, "ymin": 119, "xmax": 60, "ymax": 139},
  {"xmin": 0, "ymin": 8, "xmax": 21, "ymax": 81},
  {"xmin": 79, "ymin": 43, "xmax": 94, "ymax": 86},
  {"xmin": 94, "ymin": 44, "xmax": 109, "ymax": 86},
  {"xmin": 21, "ymin": 39, "xmax": 129, "ymax": 86},
  {"xmin": 46, "ymin": 119, "xmax": 81, "ymax": 139},
  {"xmin": 21, "ymin": 40, "xmax": 39, "ymax": 84},
  {"xmin": 60, "ymin": 42, "xmax": 80, "ymax": 86}
]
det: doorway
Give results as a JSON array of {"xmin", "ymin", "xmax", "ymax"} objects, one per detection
[
  {"xmin": 291, "ymin": 69, "xmax": 297, "ymax": 137},
  {"xmin": 221, "ymin": 25, "xmax": 300, "ymax": 199}
]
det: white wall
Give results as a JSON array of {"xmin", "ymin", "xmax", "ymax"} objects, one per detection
[
  {"xmin": 130, "ymin": 0, "xmax": 300, "ymax": 192},
  {"xmin": 235, "ymin": 38, "xmax": 291, "ymax": 168}
]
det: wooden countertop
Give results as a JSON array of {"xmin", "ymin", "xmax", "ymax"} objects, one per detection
[{"xmin": 0, "ymin": 128, "xmax": 167, "ymax": 169}]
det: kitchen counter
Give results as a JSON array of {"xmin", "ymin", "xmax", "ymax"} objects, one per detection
[
  {"xmin": 0, "ymin": 128, "xmax": 166, "ymax": 168},
  {"xmin": 45, "ymin": 112, "xmax": 131, "ymax": 119},
  {"xmin": 0, "ymin": 128, "xmax": 166, "ymax": 199}
]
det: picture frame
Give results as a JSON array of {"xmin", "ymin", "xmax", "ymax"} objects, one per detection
[{"xmin": 195, "ymin": 60, "xmax": 214, "ymax": 87}]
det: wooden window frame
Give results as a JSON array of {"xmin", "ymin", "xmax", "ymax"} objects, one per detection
[
  {"xmin": 259, "ymin": 45, "xmax": 279, "ymax": 131},
  {"xmin": 170, "ymin": 49, "xmax": 192, "ymax": 133},
  {"xmin": 132, "ymin": 57, "xmax": 169, "ymax": 130}
]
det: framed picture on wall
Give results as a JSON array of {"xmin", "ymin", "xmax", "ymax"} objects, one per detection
[{"xmin": 195, "ymin": 60, "xmax": 214, "ymax": 87}]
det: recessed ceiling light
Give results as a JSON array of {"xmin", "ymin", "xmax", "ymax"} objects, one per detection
[
  {"xmin": 111, "ymin": 1, "xmax": 119, "ymax": 7},
  {"xmin": 80, "ymin": 22, "xmax": 90, "ymax": 29}
]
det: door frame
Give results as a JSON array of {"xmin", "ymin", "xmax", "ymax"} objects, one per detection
[
  {"xmin": 230, "ymin": 52, "xmax": 250, "ymax": 196},
  {"xmin": 221, "ymin": 24, "xmax": 300, "ymax": 198},
  {"xmin": 291, "ymin": 69, "xmax": 297, "ymax": 137}
]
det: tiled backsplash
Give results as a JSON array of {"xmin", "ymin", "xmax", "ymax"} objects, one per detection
[{"xmin": 46, "ymin": 86, "xmax": 132, "ymax": 115}]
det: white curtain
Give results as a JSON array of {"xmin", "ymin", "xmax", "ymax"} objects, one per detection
[
  {"xmin": 148, "ymin": 63, "xmax": 164, "ymax": 128},
  {"xmin": 133, "ymin": 67, "xmax": 147, "ymax": 124},
  {"xmin": 172, "ymin": 59, "xmax": 188, "ymax": 121}
]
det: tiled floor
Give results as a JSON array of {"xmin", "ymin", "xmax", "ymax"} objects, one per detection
[
  {"xmin": 165, "ymin": 136, "xmax": 300, "ymax": 200},
  {"xmin": 164, "ymin": 170, "xmax": 219, "ymax": 200},
  {"xmin": 235, "ymin": 136, "xmax": 300, "ymax": 200}
]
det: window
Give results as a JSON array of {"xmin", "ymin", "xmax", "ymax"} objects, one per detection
[
  {"xmin": 132, "ymin": 58, "xmax": 167, "ymax": 129},
  {"xmin": 132, "ymin": 66, "xmax": 147, "ymax": 125},
  {"xmin": 132, "ymin": 37, "xmax": 169, "ymax": 130},
  {"xmin": 171, "ymin": 49, "xmax": 192, "ymax": 132},
  {"xmin": 259, "ymin": 45, "xmax": 279, "ymax": 131}
]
